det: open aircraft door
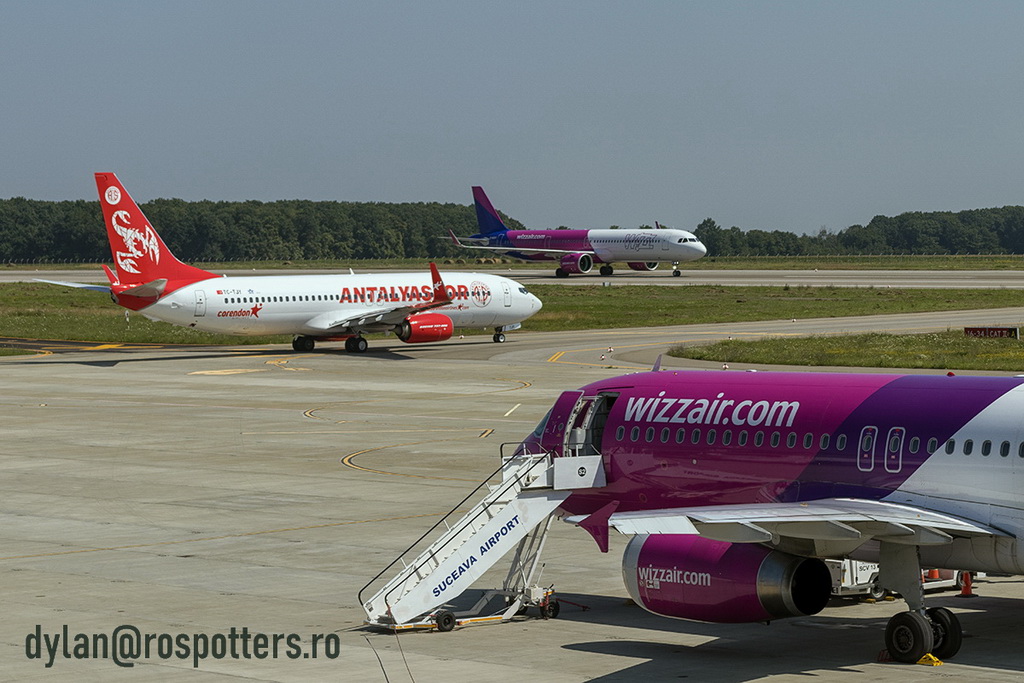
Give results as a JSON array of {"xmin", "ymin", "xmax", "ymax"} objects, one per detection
[{"xmin": 540, "ymin": 390, "xmax": 584, "ymax": 458}]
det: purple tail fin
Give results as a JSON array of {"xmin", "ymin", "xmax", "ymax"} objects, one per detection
[{"xmin": 472, "ymin": 186, "xmax": 509, "ymax": 236}]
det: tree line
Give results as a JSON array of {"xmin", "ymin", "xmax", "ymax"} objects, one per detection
[
  {"xmin": 2, "ymin": 195, "xmax": 1024, "ymax": 262},
  {"xmin": 692, "ymin": 206, "xmax": 1024, "ymax": 256}
]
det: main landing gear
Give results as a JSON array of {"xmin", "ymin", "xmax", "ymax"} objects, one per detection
[
  {"xmin": 600, "ymin": 265, "xmax": 614, "ymax": 277},
  {"xmin": 292, "ymin": 335, "xmax": 316, "ymax": 352},
  {"xmin": 344, "ymin": 336, "xmax": 369, "ymax": 353},
  {"xmin": 878, "ymin": 543, "xmax": 963, "ymax": 663},
  {"xmin": 492, "ymin": 332, "xmax": 506, "ymax": 343}
]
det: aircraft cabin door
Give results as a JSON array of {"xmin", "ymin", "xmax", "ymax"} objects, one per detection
[
  {"xmin": 194, "ymin": 290, "xmax": 207, "ymax": 317},
  {"xmin": 540, "ymin": 390, "xmax": 584, "ymax": 458},
  {"xmin": 502, "ymin": 282, "xmax": 512, "ymax": 307}
]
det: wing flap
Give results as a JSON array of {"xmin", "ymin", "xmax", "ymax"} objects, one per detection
[{"xmin": 565, "ymin": 497, "xmax": 1005, "ymax": 547}]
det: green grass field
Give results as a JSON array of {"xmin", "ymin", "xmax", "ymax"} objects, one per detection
[
  {"xmin": 3, "ymin": 281, "xmax": 1024, "ymax": 345},
  {"xmin": 670, "ymin": 331, "xmax": 1024, "ymax": 372}
]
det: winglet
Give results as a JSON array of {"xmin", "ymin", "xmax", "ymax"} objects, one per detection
[
  {"xmin": 471, "ymin": 186, "xmax": 509, "ymax": 236},
  {"xmin": 576, "ymin": 501, "xmax": 620, "ymax": 553},
  {"xmin": 428, "ymin": 262, "xmax": 451, "ymax": 305},
  {"xmin": 447, "ymin": 229, "xmax": 466, "ymax": 247}
]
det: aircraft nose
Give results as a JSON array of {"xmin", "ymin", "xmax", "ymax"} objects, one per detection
[
  {"xmin": 693, "ymin": 241, "xmax": 707, "ymax": 257},
  {"xmin": 532, "ymin": 294, "xmax": 543, "ymax": 311}
]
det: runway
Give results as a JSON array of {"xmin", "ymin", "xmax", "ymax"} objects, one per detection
[
  {"xmin": 11, "ymin": 267, "xmax": 1024, "ymax": 289},
  {"xmin": 5, "ymin": 310, "xmax": 1024, "ymax": 680}
]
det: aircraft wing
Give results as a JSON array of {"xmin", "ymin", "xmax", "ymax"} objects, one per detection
[
  {"xmin": 303, "ymin": 262, "xmax": 453, "ymax": 332},
  {"xmin": 34, "ymin": 278, "xmax": 112, "ymax": 293},
  {"xmin": 565, "ymin": 497, "xmax": 1005, "ymax": 548},
  {"xmin": 447, "ymin": 230, "xmax": 595, "ymax": 257}
]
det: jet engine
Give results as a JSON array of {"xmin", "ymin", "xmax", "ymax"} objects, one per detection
[
  {"xmin": 396, "ymin": 313, "xmax": 454, "ymax": 343},
  {"xmin": 626, "ymin": 261, "xmax": 659, "ymax": 271},
  {"xmin": 560, "ymin": 252, "xmax": 594, "ymax": 274},
  {"xmin": 622, "ymin": 534, "xmax": 832, "ymax": 623}
]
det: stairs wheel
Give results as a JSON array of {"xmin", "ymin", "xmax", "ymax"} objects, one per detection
[{"xmin": 435, "ymin": 610, "xmax": 456, "ymax": 632}]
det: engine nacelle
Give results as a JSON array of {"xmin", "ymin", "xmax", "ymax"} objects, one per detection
[
  {"xmin": 559, "ymin": 252, "xmax": 594, "ymax": 274},
  {"xmin": 622, "ymin": 534, "xmax": 832, "ymax": 623},
  {"xmin": 626, "ymin": 261, "xmax": 659, "ymax": 271},
  {"xmin": 396, "ymin": 313, "xmax": 454, "ymax": 344}
]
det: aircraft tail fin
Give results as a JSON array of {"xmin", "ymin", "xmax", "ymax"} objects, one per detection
[
  {"xmin": 471, "ymin": 186, "xmax": 509, "ymax": 236},
  {"xmin": 94, "ymin": 173, "xmax": 215, "ymax": 288}
]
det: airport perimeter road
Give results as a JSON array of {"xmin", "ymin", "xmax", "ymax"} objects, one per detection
[
  {"xmin": 5, "ymin": 311, "xmax": 1024, "ymax": 681},
  {"xmin": 12, "ymin": 267, "xmax": 1024, "ymax": 288}
]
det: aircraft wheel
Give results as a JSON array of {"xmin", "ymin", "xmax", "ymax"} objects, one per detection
[
  {"xmin": 673, "ymin": 269, "xmax": 682, "ymax": 277},
  {"xmin": 435, "ymin": 610, "xmax": 456, "ymax": 632},
  {"xmin": 292, "ymin": 336, "xmax": 315, "ymax": 352},
  {"xmin": 926, "ymin": 607, "xmax": 962, "ymax": 660},
  {"xmin": 600, "ymin": 265, "xmax": 614, "ymax": 276},
  {"xmin": 884, "ymin": 611, "xmax": 934, "ymax": 663},
  {"xmin": 344, "ymin": 337, "xmax": 356, "ymax": 353},
  {"xmin": 541, "ymin": 600, "xmax": 560, "ymax": 619},
  {"xmin": 555, "ymin": 268, "xmax": 569, "ymax": 278},
  {"xmin": 354, "ymin": 337, "xmax": 368, "ymax": 353},
  {"xmin": 492, "ymin": 332, "xmax": 506, "ymax": 343}
]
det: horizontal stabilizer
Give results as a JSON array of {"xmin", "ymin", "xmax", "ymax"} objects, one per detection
[{"xmin": 34, "ymin": 279, "xmax": 111, "ymax": 293}]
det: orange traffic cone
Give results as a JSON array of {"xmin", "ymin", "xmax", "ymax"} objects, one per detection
[{"xmin": 957, "ymin": 571, "xmax": 978, "ymax": 598}]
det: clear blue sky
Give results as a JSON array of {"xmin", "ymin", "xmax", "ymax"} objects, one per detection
[{"xmin": 3, "ymin": 1, "xmax": 1023, "ymax": 234}]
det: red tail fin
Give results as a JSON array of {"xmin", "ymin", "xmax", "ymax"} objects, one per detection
[{"xmin": 94, "ymin": 173, "xmax": 215, "ymax": 288}]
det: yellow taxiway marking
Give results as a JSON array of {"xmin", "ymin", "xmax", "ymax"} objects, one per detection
[
  {"xmin": 188, "ymin": 369, "xmax": 267, "ymax": 375},
  {"xmin": 265, "ymin": 357, "xmax": 311, "ymax": 371},
  {"xmin": 0, "ymin": 512, "xmax": 446, "ymax": 561},
  {"xmin": 342, "ymin": 443, "xmax": 480, "ymax": 482}
]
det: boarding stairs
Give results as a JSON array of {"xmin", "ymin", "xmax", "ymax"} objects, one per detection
[{"xmin": 359, "ymin": 447, "xmax": 605, "ymax": 630}]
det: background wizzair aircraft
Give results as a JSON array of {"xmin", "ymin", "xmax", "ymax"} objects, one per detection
[
  {"xmin": 514, "ymin": 368, "xmax": 1024, "ymax": 663},
  {"xmin": 448, "ymin": 186, "xmax": 707, "ymax": 278},
  {"xmin": 39, "ymin": 173, "xmax": 542, "ymax": 352}
]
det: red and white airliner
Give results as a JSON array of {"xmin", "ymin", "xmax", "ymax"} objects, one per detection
[{"xmin": 40, "ymin": 173, "xmax": 542, "ymax": 352}]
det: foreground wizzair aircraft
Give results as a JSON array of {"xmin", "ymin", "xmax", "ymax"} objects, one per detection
[
  {"xmin": 448, "ymin": 186, "xmax": 707, "ymax": 277},
  {"xmin": 39, "ymin": 173, "xmax": 542, "ymax": 352},
  {"xmin": 362, "ymin": 367, "xmax": 1024, "ymax": 664}
]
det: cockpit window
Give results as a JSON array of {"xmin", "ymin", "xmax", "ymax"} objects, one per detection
[
  {"xmin": 518, "ymin": 287, "xmax": 530, "ymax": 294},
  {"xmin": 531, "ymin": 409, "xmax": 552, "ymax": 438}
]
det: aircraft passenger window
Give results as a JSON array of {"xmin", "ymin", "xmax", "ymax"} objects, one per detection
[
  {"xmin": 675, "ymin": 428, "xmax": 686, "ymax": 443},
  {"xmin": 861, "ymin": 433, "xmax": 874, "ymax": 452},
  {"xmin": 770, "ymin": 432, "xmax": 781, "ymax": 448},
  {"xmin": 738, "ymin": 431, "xmax": 748, "ymax": 446},
  {"xmin": 1018, "ymin": 442, "xmax": 1024, "ymax": 458},
  {"xmin": 945, "ymin": 439, "xmax": 956, "ymax": 454},
  {"xmin": 630, "ymin": 427, "xmax": 640, "ymax": 442},
  {"xmin": 645, "ymin": 427, "xmax": 655, "ymax": 442},
  {"xmin": 706, "ymin": 430, "xmax": 717, "ymax": 445},
  {"xmin": 722, "ymin": 430, "xmax": 733, "ymax": 446},
  {"xmin": 1001, "ymin": 441, "xmax": 1010, "ymax": 457},
  {"xmin": 616, "ymin": 426, "xmax": 625, "ymax": 441},
  {"xmin": 888, "ymin": 435, "xmax": 901, "ymax": 453},
  {"xmin": 836, "ymin": 434, "xmax": 847, "ymax": 451},
  {"xmin": 690, "ymin": 429, "xmax": 701, "ymax": 444},
  {"xmin": 786, "ymin": 433, "xmax": 797, "ymax": 448},
  {"xmin": 660, "ymin": 428, "xmax": 670, "ymax": 443},
  {"xmin": 963, "ymin": 439, "xmax": 973, "ymax": 455},
  {"xmin": 754, "ymin": 432, "xmax": 764, "ymax": 447},
  {"xmin": 909, "ymin": 437, "xmax": 920, "ymax": 454},
  {"xmin": 927, "ymin": 438, "xmax": 938, "ymax": 454},
  {"xmin": 819, "ymin": 434, "xmax": 830, "ymax": 450},
  {"xmin": 803, "ymin": 433, "xmax": 813, "ymax": 449},
  {"xmin": 981, "ymin": 440, "xmax": 992, "ymax": 456}
]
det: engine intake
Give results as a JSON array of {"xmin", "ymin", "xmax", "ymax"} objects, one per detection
[
  {"xmin": 560, "ymin": 252, "xmax": 594, "ymax": 274},
  {"xmin": 396, "ymin": 313, "xmax": 454, "ymax": 344},
  {"xmin": 622, "ymin": 534, "xmax": 831, "ymax": 623},
  {"xmin": 626, "ymin": 261, "xmax": 659, "ymax": 271}
]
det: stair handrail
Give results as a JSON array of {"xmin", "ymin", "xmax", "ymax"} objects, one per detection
[{"xmin": 358, "ymin": 450, "xmax": 552, "ymax": 615}]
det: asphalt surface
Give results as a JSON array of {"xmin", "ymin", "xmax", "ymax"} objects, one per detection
[{"xmin": 5, "ymin": 308, "xmax": 1024, "ymax": 681}]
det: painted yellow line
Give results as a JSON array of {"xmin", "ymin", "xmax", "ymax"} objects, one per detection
[
  {"xmin": 342, "ymin": 444, "xmax": 480, "ymax": 482},
  {"xmin": 479, "ymin": 429, "xmax": 494, "ymax": 438},
  {"xmin": 0, "ymin": 512, "xmax": 444, "ymax": 561},
  {"xmin": 547, "ymin": 351, "xmax": 566, "ymax": 362}
]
